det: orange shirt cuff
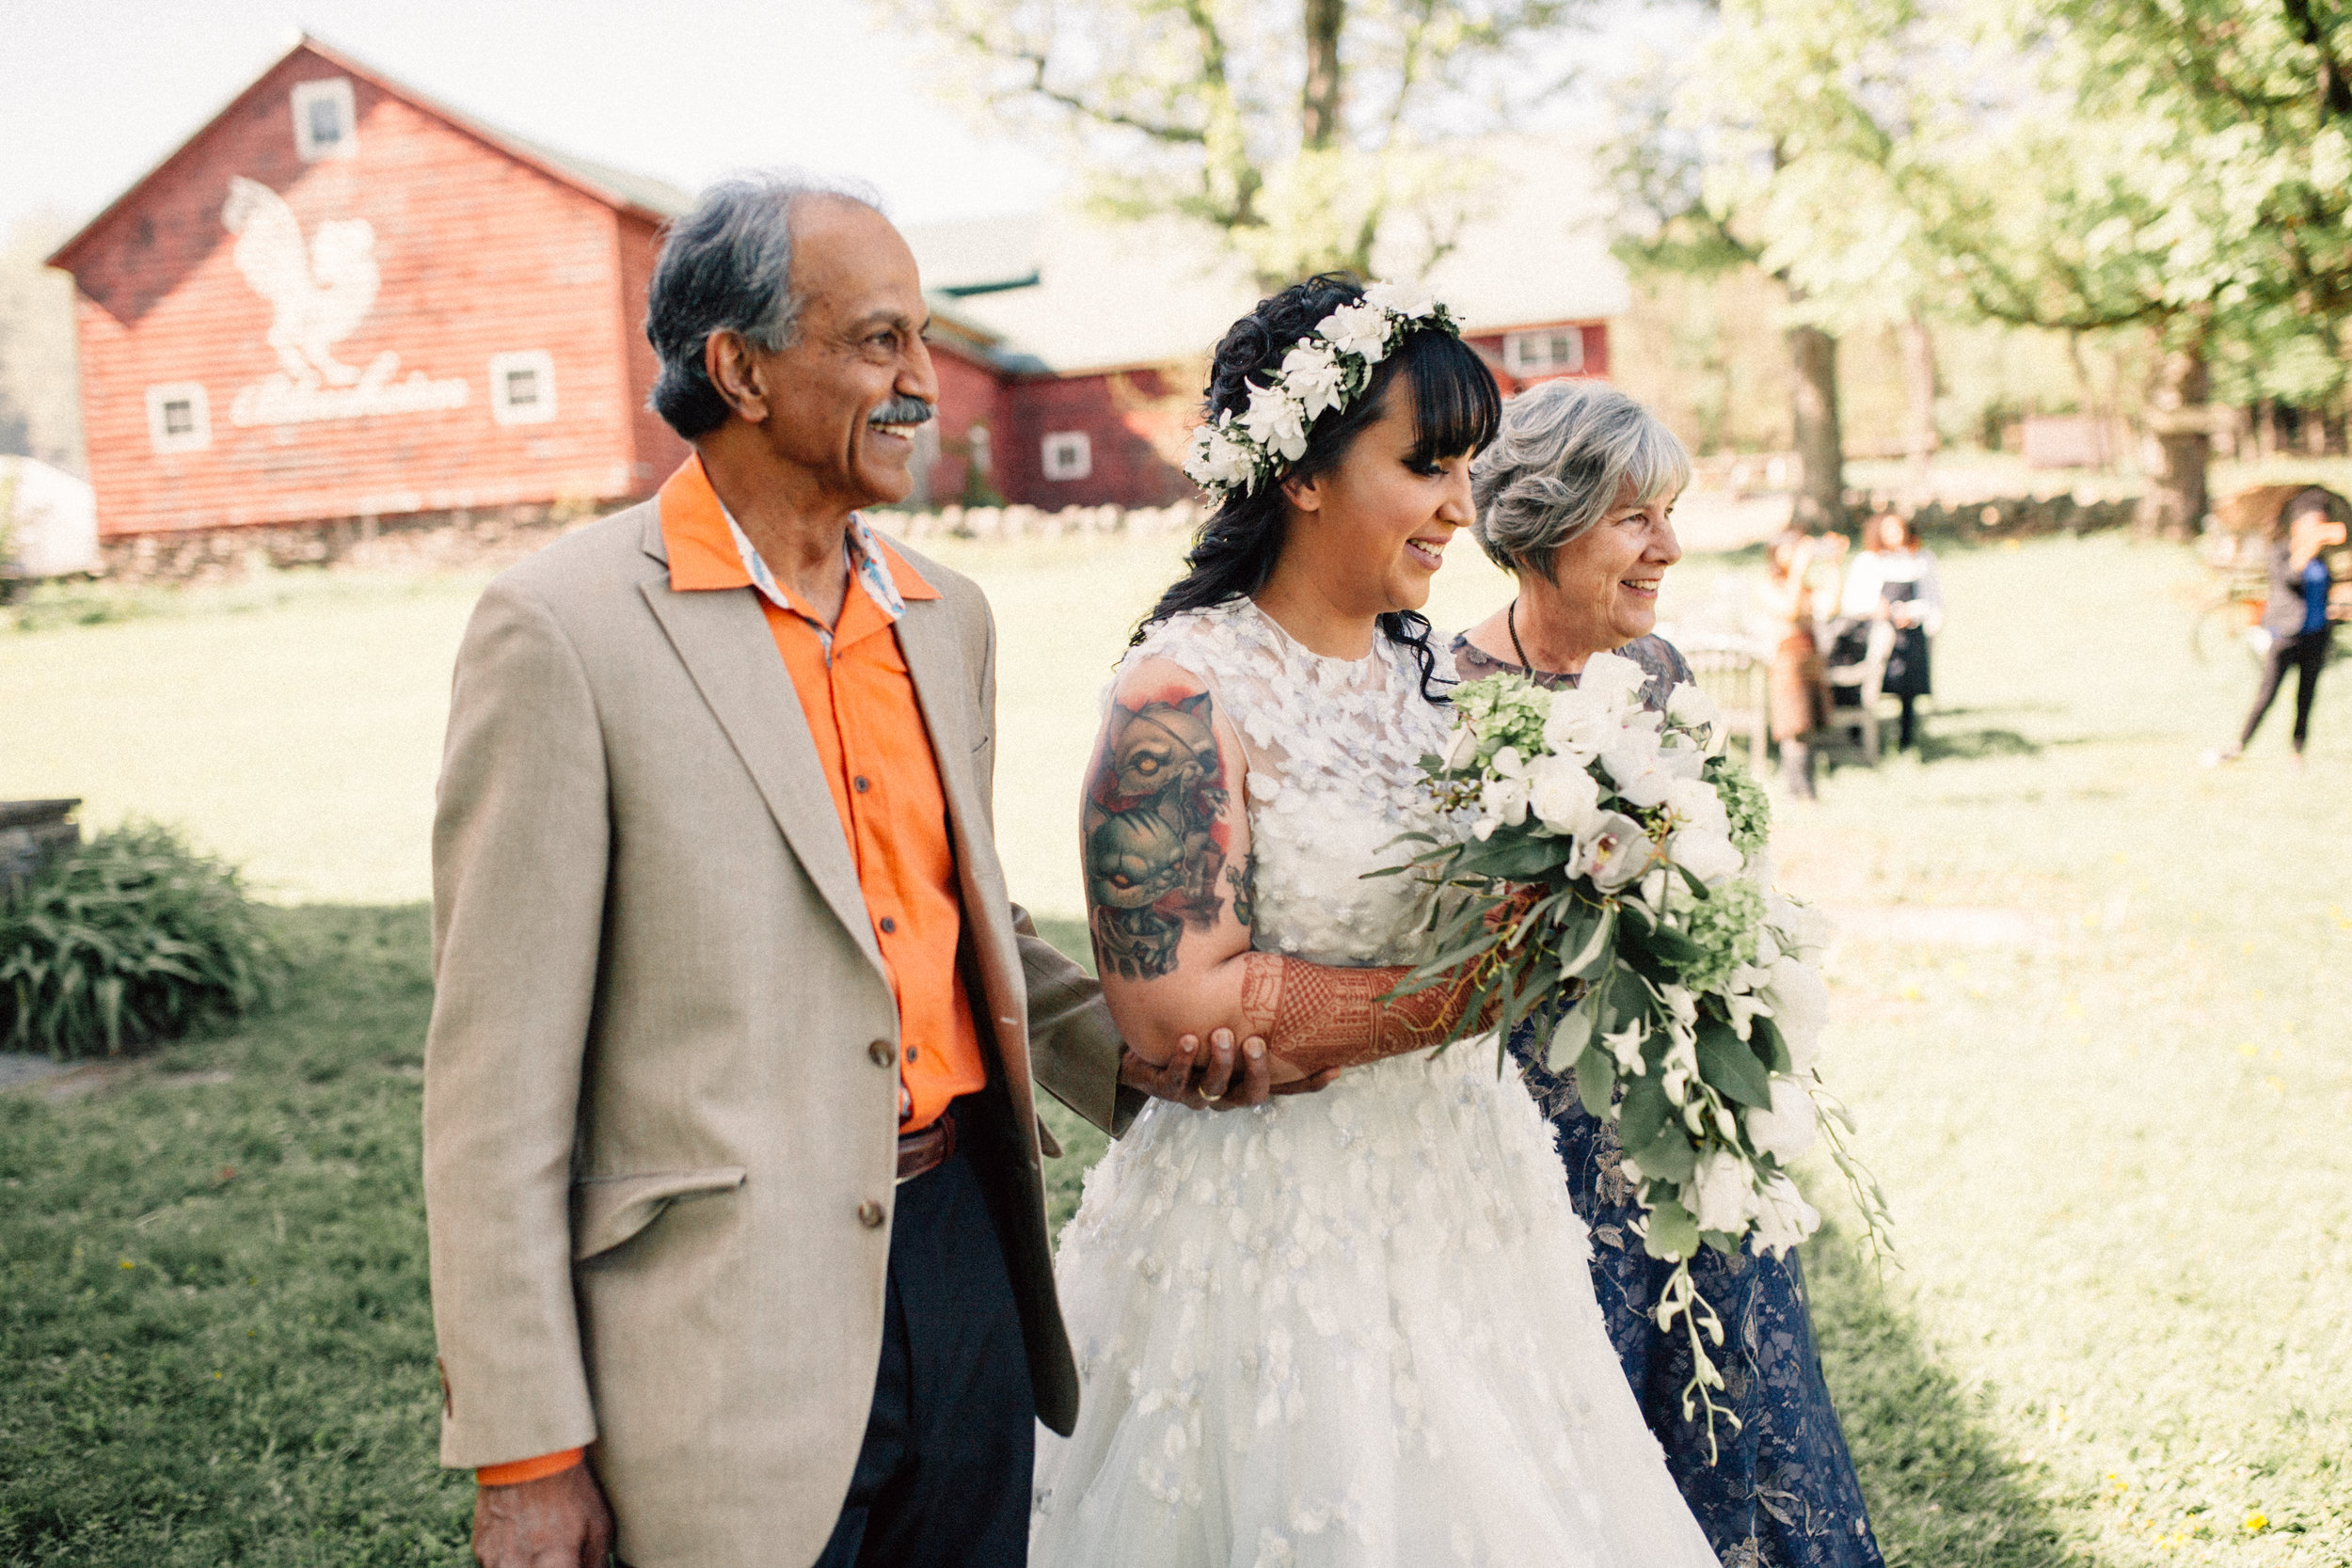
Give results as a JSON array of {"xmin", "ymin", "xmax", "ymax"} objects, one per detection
[{"xmin": 476, "ymin": 1449, "xmax": 583, "ymax": 1486}]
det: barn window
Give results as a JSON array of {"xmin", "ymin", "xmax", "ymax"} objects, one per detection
[
  {"xmin": 488, "ymin": 351, "xmax": 558, "ymax": 426},
  {"xmin": 1503, "ymin": 327, "xmax": 1584, "ymax": 378},
  {"xmin": 145, "ymin": 383, "xmax": 212, "ymax": 453},
  {"xmin": 1041, "ymin": 431, "xmax": 1092, "ymax": 482},
  {"xmin": 292, "ymin": 79, "xmax": 358, "ymax": 162}
]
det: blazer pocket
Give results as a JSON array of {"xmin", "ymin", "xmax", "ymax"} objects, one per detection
[
  {"xmin": 972, "ymin": 729, "xmax": 993, "ymax": 753},
  {"xmin": 570, "ymin": 1166, "xmax": 746, "ymax": 1262}
]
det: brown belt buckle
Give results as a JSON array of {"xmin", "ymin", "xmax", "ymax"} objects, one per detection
[{"xmin": 895, "ymin": 1111, "xmax": 957, "ymax": 1185}]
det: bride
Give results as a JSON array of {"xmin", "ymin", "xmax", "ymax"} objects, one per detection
[{"xmin": 1032, "ymin": 277, "xmax": 1721, "ymax": 1567}]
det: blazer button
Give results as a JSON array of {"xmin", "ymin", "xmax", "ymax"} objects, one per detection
[
  {"xmin": 868, "ymin": 1038, "xmax": 895, "ymax": 1068},
  {"xmin": 857, "ymin": 1199, "xmax": 886, "ymax": 1228}
]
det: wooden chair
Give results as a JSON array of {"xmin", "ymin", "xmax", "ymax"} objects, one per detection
[
  {"xmin": 1820, "ymin": 620, "xmax": 1893, "ymax": 763},
  {"xmin": 1678, "ymin": 641, "xmax": 1772, "ymax": 767}
]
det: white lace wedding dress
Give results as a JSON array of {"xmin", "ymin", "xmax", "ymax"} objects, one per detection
[{"xmin": 1032, "ymin": 599, "xmax": 1721, "ymax": 1568}]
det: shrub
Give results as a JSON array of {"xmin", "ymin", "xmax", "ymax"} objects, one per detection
[{"xmin": 0, "ymin": 823, "xmax": 282, "ymax": 1059}]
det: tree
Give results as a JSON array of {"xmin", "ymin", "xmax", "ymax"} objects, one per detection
[
  {"xmin": 873, "ymin": 0, "xmax": 1587, "ymax": 287},
  {"xmin": 1611, "ymin": 0, "xmax": 1948, "ymax": 530},
  {"xmin": 0, "ymin": 214, "xmax": 85, "ymax": 473}
]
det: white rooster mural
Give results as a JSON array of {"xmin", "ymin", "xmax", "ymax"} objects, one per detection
[{"xmin": 221, "ymin": 176, "xmax": 380, "ymax": 387}]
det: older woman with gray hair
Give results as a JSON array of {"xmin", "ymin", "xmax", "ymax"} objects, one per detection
[{"xmin": 1461, "ymin": 379, "xmax": 1886, "ymax": 1568}]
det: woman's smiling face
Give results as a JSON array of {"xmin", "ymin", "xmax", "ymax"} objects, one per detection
[
  {"xmin": 1283, "ymin": 386, "xmax": 1477, "ymax": 617},
  {"xmin": 1543, "ymin": 479, "xmax": 1683, "ymax": 648}
]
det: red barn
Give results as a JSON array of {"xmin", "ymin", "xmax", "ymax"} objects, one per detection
[
  {"xmin": 49, "ymin": 36, "xmax": 692, "ymax": 544},
  {"xmin": 52, "ymin": 50, "xmax": 1628, "ymax": 543}
]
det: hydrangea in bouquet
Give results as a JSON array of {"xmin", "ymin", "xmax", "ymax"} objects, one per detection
[{"xmin": 1386, "ymin": 650, "xmax": 1892, "ymax": 1453}]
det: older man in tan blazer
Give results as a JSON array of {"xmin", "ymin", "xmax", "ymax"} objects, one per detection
[{"xmin": 423, "ymin": 175, "xmax": 1282, "ymax": 1568}]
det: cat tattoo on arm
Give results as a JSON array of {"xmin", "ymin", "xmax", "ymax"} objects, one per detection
[{"xmin": 1083, "ymin": 689, "xmax": 1235, "ymax": 980}]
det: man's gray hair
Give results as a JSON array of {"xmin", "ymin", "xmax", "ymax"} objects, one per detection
[
  {"xmin": 645, "ymin": 169, "xmax": 886, "ymax": 439},
  {"xmin": 1470, "ymin": 379, "xmax": 1692, "ymax": 578}
]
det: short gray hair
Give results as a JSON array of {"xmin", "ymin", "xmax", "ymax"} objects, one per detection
[
  {"xmin": 644, "ymin": 169, "xmax": 886, "ymax": 438},
  {"xmin": 1470, "ymin": 380, "xmax": 1692, "ymax": 577}
]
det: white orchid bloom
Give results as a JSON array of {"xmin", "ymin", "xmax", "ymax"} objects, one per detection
[
  {"xmin": 1686, "ymin": 1148, "xmax": 1756, "ymax": 1235},
  {"xmin": 1279, "ymin": 341, "xmax": 1349, "ymax": 419},
  {"xmin": 1582, "ymin": 812, "xmax": 1657, "ymax": 891},
  {"xmin": 1665, "ymin": 682, "xmax": 1721, "ymax": 731},
  {"xmin": 1441, "ymin": 721, "xmax": 1483, "ymax": 771},
  {"xmin": 1750, "ymin": 1173, "xmax": 1823, "ymax": 1257},
  {"xmin": 1744, "ymin": 1076, "xmax": 1820, "ymax": 1163},
  {"xmin": 1363, "ymin": 278, "xmax": 1441, "ymax": 319},
  {"xmin": 1528, "ymin": 752, "xmax": 1605, "ymax": 837},
  {"xmin": 1655, "ymin": 734, "xmax": 1710, "ymax": 781},
  {"xmin": 1241, "ymin": 383, "xmax": 1309, "ymax": 461},
  {"xmin": 1319, "ymin": 301, "xmax": 1392, "ymax": 362},
  {"xmin": 1600, "ymin": 730, "xmax": 1677, "ymax": 809},
  {"xmin": 1578, "ymin": 649, "xmax": 1650, "ymax": 710}
]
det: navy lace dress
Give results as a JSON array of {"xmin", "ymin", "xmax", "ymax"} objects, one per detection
[{"xmin": 1454, "ymin": 633, "xmax": 1885, "ymax": 1568}]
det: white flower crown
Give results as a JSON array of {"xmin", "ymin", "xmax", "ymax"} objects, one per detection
[{"xmin": 1182, "ymin": 280, "xmax": 1463, "ymax": 502}]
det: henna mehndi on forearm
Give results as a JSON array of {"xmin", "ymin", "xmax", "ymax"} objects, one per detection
[{"xmin": 1238, "ymin": 951, "xmax": 1490, "ymax": 1075}]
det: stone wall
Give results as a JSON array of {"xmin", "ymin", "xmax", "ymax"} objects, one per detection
[{"xmin": 98, "ymin": 500, "xmax": 600, "ymax": 584}]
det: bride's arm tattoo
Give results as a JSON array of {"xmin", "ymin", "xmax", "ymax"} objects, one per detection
[
  {"xmin": 1083, "ymin": 686, "xmax": 1233, "ymax": 980},
  {"xmin": 1237, "ymin": 951, "xmax": 1490, "ymax": 1072}
]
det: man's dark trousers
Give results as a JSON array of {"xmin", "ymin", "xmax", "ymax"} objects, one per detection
[{"xmin": 813, "ymin": 1112, "xmax": 1035, "ymax": 1568}]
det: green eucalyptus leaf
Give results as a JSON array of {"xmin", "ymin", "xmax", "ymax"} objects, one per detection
[
  {"xmin": 1643, "ymin": 1196, "xmax": 1701, "ymax": 1261},
  {"xmin": 1694, "ymin": 1016, "xmax": 1773, "ymax": 1108},
  {"xmin": 1619, "ymin": 1072, "xmax": 1673, "ymax": 1154},
  {"xmin": 1546, "ymin": 1005, "xmax": 1595, "ymax": 1073}
]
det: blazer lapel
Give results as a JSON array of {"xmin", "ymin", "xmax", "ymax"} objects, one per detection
[
  {"xmin": 894, "ymin": 597, "xmax": 1037, "ymax": 1115},
  {"xmin": 638, "ymin": 574, "xmax": 886, "ymax": 982}
]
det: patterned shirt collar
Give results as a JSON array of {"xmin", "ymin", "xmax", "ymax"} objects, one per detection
[{"xmin": 719, "ymin": 503, "xmax": 908, "ymax": 651}]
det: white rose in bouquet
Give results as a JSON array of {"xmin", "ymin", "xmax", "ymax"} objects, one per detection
[
  {"xmin": 1666, "ymin": 682, "xmax": 1721, "ymax": 731},
  {"xmin": 1579, "ymin": 648, "xmax": 1650, "ymax": 710},
  {"xmin": 1528, "ymin": 752, "xmax": 1605, "ymax": 837},
  {"xmin": 1542, "ymin": 686, "xmax": 1620, "ymax": 758},
  {"xmin": 1744, "ymin": 1076, "xmax": 1820, "ymax": 1162},
  {"xmin": 1668, "ymin": 825, "xmax": 1744, "ymax": 886},
  {"xmin": 1750, "ymin": 1174, "xmax": 1823, "ymax": 1258},
  {"xmin": 1763, "ymin": 955, "xmax": 1829, "ymax": 1070},
  {"xmin": 1687, "ymin": 1148, "xmax": 1756, "ymax": 1235},
  {"xmin": 1664, "ymin": 776, "xmax": 1732, "ymax": 837},
  {"xmin": 1601, "ymin": 728, "xmax": 1678, "ymax": 809}
]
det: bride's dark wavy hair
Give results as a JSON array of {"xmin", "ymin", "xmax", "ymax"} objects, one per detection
[{"xmin": 1133, "ymin": 274, "xmax": 1502, "ymax": 702}]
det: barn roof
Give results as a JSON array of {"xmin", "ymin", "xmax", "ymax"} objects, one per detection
[
  {"xmin": 48, "ymin": 32, "xmax": 691, "ymax": 270},
  {"xmin": 900, "ymin": 134, "xmax": 1631, "ymax": 379}
]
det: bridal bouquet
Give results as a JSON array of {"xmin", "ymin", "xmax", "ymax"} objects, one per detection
[{"xmin": 1388, "ymin": 651, "xmax": 1891, "ymax": 1453}]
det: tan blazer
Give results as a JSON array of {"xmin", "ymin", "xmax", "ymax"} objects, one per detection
[{"xmin": 422, "ymin": 499, "xmax": 1126, "ymax": 1568}]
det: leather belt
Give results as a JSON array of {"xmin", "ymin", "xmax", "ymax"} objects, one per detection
[{"xmin": 896, "ymin": 1111, "xmax": 958, "ymax": 1185}]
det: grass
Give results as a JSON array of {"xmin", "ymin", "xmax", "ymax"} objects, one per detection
[{"xmin": 4, "ymin": 531, "xmax": 2348, "ymax": 1564}]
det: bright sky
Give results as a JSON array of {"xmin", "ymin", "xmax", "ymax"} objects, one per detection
[{"xmin": 0, "ymin": 0, "xmax": 1070, "ymax": 239}]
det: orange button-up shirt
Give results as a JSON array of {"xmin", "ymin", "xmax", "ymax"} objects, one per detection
[{"xmin": 477, "ymin": 455, "xmax": 988, "ymax": 1487}]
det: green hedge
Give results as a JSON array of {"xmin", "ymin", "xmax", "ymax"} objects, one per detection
[{"xmin": 0, "ymin": 824, "xmax": 281, "ymax": 1059}]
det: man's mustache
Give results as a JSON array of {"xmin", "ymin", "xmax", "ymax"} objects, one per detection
[{"xmin": 869, "ymin": 396, "xmax": 936, "ymax": 427}]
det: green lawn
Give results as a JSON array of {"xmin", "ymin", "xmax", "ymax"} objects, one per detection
[{"xmin": 4, "ymin": 531, "xmax": 2348, "ymax": 1565}]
